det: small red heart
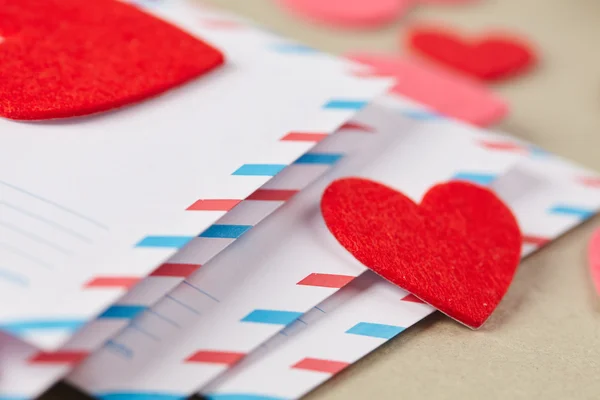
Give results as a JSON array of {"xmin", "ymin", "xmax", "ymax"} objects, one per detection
[
  {"xmin": 321, "ymin": 178, "xmax": 522, "ymax": 328},
  {"xmin": 407, "ymin": 27, "xmax": 536, "ymax": 81},
  {"xmin": 0, "ymin": 0, "xmax": 224, "ymax": 120}
]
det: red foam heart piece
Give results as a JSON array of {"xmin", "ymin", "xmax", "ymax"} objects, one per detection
[
  {"xmin": 0, "ymin": 0, "xmax": 224, "ymax": 120},
  {"xmin": 321, "ymin": 178, "xmax": 522, "ymax": 328},
  {"xmin": 407, "ymin": 27, "xmax": 536, "ymax": 81}
]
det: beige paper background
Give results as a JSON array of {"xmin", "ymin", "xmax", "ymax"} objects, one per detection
[{"xmin": 47, "ymin": 0, "xmax": 600, "ymax": 399}]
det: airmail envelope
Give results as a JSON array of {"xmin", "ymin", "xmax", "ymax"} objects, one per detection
[{"xmin": 60, "ymin": 94, "xmax": 600, "ymax": 400}]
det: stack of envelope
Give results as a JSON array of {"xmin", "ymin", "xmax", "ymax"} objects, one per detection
[{"xmin": 1, "ymin": 1, "xmax": 599, "ymax": 399}]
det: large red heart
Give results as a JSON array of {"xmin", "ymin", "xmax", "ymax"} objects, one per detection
[
  {"xmin": 407, "ymin": 28, "xmax": 536, "ymax": 81},
  {"xmin": 321, "ymin": 178, "xmax": 522, "ymax": 328},
  {"xmin": 0, "ymin": 0, "xmax": 224, "ymax": 120}
]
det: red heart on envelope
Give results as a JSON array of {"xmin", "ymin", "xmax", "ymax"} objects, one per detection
[
  {"xmin": 0, "ymin": 0, "xmax": 224, "ymax": 120},
  {"xmin": 321, "ymin": 178, "xmax": 522, "ymax": 328},
  {"xmin": 408, "ymin": 28, "xmax": 536, "ymax": 81}
]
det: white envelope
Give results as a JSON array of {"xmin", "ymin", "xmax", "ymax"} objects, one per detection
[
  {"xmin": 0, "ymin": 1, "xmax": 389, "ymax": 398},
  {"xmin": 62, "ymin": 94, "xmax": 600, "ymax": 399}
]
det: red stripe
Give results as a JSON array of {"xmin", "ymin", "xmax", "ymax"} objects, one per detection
[
  {"xmin": 580, "ymin": 177, "xmax": 600, "ymax": 188},
  {"xmin": 150, "ymin": 263, "xmax": 200, "ymax": 278},
  {"xmin": 281, "ymin": 132, "xmax": 328, "ymax": 142},
  {"xmin": 247, "ymin": 189, "xmax": 299, "ymax": 201},
  {"xmin": 185, "ymin": 350, "xmax": 245, "ymax": 365},
  {"xmin": 297, "ymin": 273, "xmax": 355, "ymax": 288},
  {"xmin": 29, "ymin": 351, "xmax": 89, "ymax": 364},
  {"xmin": 187, "ymin": 199, "xmax": 241, "ymax": 211},
  {"xmin": 292, "ymin": 357, "xmax": 349, "ymax": 374},
  {"xmin": 478, "ymin": 140, "xmax": 526, "ymax": 152},
  {"xmin": 401, "ymin": 293, "xmax": 424, "ymax": 303},
  {"xmin": 522, "ymin": 235, "xmax": 550, "ymax": 247},
  {"xmin": 84, "ymin": 277, "xmax": 140, "ymax": 289},
  {"xmin": 339, "ymin": 122, "xmax": 374, "ymax": 132}
]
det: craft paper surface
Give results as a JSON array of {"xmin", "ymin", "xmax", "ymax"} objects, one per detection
[{"xmin": 0, "ymin": 0, "xmax": 389, "ymax": 350}]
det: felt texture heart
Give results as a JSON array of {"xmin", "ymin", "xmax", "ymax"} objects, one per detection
[
  {"xmin": 589, "ymin": 229, "xmax": 600, "ymax": 296},
  {"xmin": 321, "ymin": 178, "xmax": 522, "ymax": 328},
  {"xmin": 407, "ymin": 27, "xmax": 536, "ymax": 81},
  {"xmin": 0, "ymin": 0, "xmax": 224, "ymax": 120},
  {"xmin": 279, "ymin": 0, "xmax": 412, "ymax": 28},
  {"xmin": 348, "ymin": 53, "xmax": 508, "ymax": 126}
]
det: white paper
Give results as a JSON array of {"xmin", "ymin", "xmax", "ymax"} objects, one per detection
[
  {"xmin": 68, "ymin": 95, "xmax": 541, "ymax": 398},
  {"xmin": 0, "ymin": 0, "xmax": 389, "ymax": 351}
]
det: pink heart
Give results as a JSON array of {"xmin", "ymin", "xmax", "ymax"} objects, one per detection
[
  {"xmin": 279, "ymin": 0, "xmax": 414, "ymax": 28},
  {"xmin": 589, "ymin": 229, "xmax": 600, "ymax": 296},
  {"xmin": 418, "ymin": 0, "xmax": 477, "ymax": 3},
  {"xmin": 348, "ymin": 53, "xmax": 508, "ymax": 126}
]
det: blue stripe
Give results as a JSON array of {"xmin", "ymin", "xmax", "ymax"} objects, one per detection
[
  {"xmin": 97, "ymin": 393, "xmax": 185, "ymax": 400},
  {"xmin": 548, "ymin": 205, "xmax": 595, "ymax": 219},
  {"xmin": 452, "ymin": 172, "xmax": 497, "ymax": 186},
  {"xmin": 241, "ymin": 309, "xmax": 303, "ymax": 325},
  {"xmin": 400, "ymin": 110, "xmax": 441, "ymax": 120},
  {"xmin": 232, "ymin": 164, "xmax": 287, "ymax": 177},
  {"xmin": 199, "ymin": 224, "xmax": 252, "ymax": 239},
  {"xmin": 206, "ymin": 395, "xmax": 287, "ymax": 400},
  {"xmin": 0, "ymin": 396, "xmax": 29, "ymax": 400},
  {"xmin": 0, "ymin": 319, "xmax": 85, "ymax": 336},
  {"xmin": 323, "ymin": 100, "xmax": 369, "ymax": 111},
  {"xmin": 136, "ymin": 236, "xmax": 193, "ymax": 249},
  {"xmin": 345, "ymin": 322, "xmax": 404, "ymax": 339},
  {"xmin": 270, "ymin": 43, "xmax": 317, "ymax": 53},
  {"xmin": 293, "ymin": 153, "xmax": 343, "ymax": 165},
  {"xmin": 98, "ymin": 305, "xmax": 147, "ymax": 319}
]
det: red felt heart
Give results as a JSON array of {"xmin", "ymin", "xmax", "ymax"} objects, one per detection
[
  {"xmin": 321, "ymin": 178, "xmax": 522, "ymax": 328},
  {"xmin": 407, "ymin": 27, "xmax": 536, "ymax": 81},
  {"xmin": 0, "ymin": 0, "xmax": 224, "ymax": 120}
]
